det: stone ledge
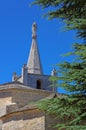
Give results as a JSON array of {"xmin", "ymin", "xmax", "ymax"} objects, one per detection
[{"xmin": 0, "ymin": 83, "xmax": 54, "ymax": 96}]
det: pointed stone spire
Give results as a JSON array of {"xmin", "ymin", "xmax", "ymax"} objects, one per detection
[{"xmin": 27, "ymin": 22, "xmax": 43, "ymax": 74}]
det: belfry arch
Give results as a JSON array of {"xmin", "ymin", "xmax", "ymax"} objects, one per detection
[{"xmin": 36, "ymin": 80, "xmax": 42, "ymax": 89}]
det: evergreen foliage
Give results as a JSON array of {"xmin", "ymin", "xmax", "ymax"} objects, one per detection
[
  {"xmin": 33, "ymin": 0, "xmax": 86, "ymax": 129},
  {"xmin": 39, "ymin": 43, "xmax": 86, "ymax": 129}
]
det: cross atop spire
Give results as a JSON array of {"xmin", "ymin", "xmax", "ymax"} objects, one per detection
[{"xmin": 27, "ymin": 22, "xmax": 43, "ymax": 75}]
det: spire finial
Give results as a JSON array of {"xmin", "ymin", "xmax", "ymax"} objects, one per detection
[{"xmin": 32, "ymin": 22, "xmax": 37, "ymax": 39}]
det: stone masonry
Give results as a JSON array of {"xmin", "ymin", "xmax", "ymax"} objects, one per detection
[{"xmin": 0, "ymin": 82, "xmax": 58, "ymax": 130}]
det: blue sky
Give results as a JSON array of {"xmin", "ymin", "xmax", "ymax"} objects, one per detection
[{"xmin": 0, "ymin": 0, "xmax": 78, "ymax": 87}]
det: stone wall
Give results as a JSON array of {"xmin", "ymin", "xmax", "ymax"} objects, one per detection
[
  {"xmin": 0, "ymin": 83, "xmax": 57, "ymax": 130},
  {"xmin": 0, "ymin": 84, "xmax": 52, "ymax": 118},
  {"xmin": 1, "ymin": 108, "xmax": 60, "ymax": 130},
  {"xmin": 0, "ymin": 84, "xmax": 52, "ymax": 108},
  {"xmin": 12, "ymin": 89, "xmax": 52, "ymax": 107},
  {"xmin": 0, "ymin": 91, "xmax": 12, "ymax": 105},
  {"xmin": 2, "ymin": 108, "xmax": 45, "ymax": 130},
  {"xmin": 0, "ymin": 91, "xmax": 12, "ymax": 116}
]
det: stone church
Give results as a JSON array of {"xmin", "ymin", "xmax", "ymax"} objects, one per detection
[{"xmin": 0, "ymin": 23, "xmax": 57, "ymax": 130}]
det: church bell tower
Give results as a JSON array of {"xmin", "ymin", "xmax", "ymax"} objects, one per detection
[{"xmin": 12, "ymin": 22, "xmax": 56, "ymax": 92}]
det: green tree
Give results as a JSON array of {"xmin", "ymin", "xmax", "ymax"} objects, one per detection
[
  {"xmin": 39, "ymin": 43, "xmax": 86, "ymax": 130},
  {"xmin": 33, "ymin": 0, "xmax": 86, "ymax": 129}
]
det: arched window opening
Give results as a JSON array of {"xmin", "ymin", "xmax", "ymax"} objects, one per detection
[{"xmin": 36, "ymin": 80, "xmax": 41, "ymax": 89}]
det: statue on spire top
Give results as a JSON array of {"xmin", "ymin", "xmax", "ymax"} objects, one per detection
[{"xmin": 32, "ymin": 22, "xmax": 37, "ymax": 39}]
